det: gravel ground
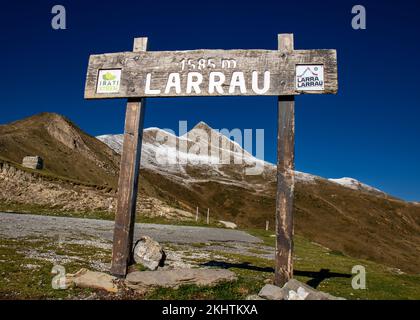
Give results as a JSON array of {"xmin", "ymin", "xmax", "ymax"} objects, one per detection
[{"xmin": 0, "ymin": 212, "xmax": 262, "ymax": 244}]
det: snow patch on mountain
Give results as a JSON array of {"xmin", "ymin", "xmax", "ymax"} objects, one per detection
[
  {"xmin": 97, "ymin": 123, "xmax": 385, "ymax": 196},
  {"xmin": 294, "ymin": 171, "xmax": 318, "ymax": 183},
  {"xmin": 96, "ymin": 134, "xmax": 124, "ymax": 153},
  {"xmin": 97, "ymin": 124, "xmax": 269, "ymax": 174},
  {"xmin": 328, "ymin": 177, "xmax": 384, "ymax": 194}
]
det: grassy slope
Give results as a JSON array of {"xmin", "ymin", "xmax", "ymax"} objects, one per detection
[
  {"xmin": 146, "ymin": 233, "xmax": 420, "ymax": 300},
  {"xmin": 138, "ymin": 169, "xmax": 420, "ymax": 274},
  {"xmin": 0, "ymin": 113, "xmax": 119, "ymax": 187},
  {"xmin": 1, "ymin": 231, "xmax": 418, "ymax": 300}
]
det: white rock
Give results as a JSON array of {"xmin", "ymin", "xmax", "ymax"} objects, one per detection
[
  {"xmin": 133, "ymin": 236, "xmax": 166, "ymax": 270},
  {"xmin": 218, "ymin": 221, "xmax": 237, "ymax": 229},
  {"xmin": 283, "ymin": 279, "xmax": 345, "ymax": 300},
  {"xmin": 287, "ymin": 287, "xmax": 309, "ymax": 300},
  {"xmin": 256, "ymin": 279, "xmax": 345, "ymax": 301}
]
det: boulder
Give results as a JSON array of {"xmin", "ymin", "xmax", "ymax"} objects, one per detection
[
  {"xmin": 125, "ymin": 268, "xmax": 237, "ymax": 290},
  {"xmin": 218, "ymin": 221, "xmax": 238, "ymax": 229},
  {"xmin": 67, "ymin": 268, "xmax": 118, "ymax": 293},
  {"xmin": 258, "ymin": 284, "xmax": 287, "ymax": 300},
  {"xmin": 133, "ymin": 236, "xmax": 166, "ymax": 270}
]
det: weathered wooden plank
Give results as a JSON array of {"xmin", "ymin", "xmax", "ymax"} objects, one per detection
[
  {"xmin": 133, "ymin": 37, "xmax": 148, "ymax": 53},
  {"xmin": 275, "ymin": 34, "xmax": 295, "ymax": 287},
  {"xmin": 110, "ymin": 37, "xmax": 148, "ymax": 278},
  {"xmin": 84, "ymin": 49, "xmax": 337, "ymax": 98}
]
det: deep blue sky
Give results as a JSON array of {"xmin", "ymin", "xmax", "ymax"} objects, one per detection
[{"xmin": 1, "ymin": 0, "xmax": 419, "ymax": 201}]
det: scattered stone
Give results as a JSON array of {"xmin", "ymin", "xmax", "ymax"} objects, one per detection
[
  {"xmin": 283, "ymin": 279, "xmax": 345, "ymax": 300},
  {"xmin": 258, "ymin": 284, "xmax": 287, "ymax": 300},
  {"xmin": 67, "ymin": 268, "xmax": 118, "ymax": 293},
  {"xmin": 162, "ymin": 250, "xmax": 194, "ymax": 270},
  {"xmin": 133, "ymin": 236, "xmax": 166, "ymax": 270},
  {"xmin": 387, "ymin": 267, "xmax": 405, "ymax": 275},
  {"xmin": 283, "ymin": 279, "xmax": 324, "ymax": 300},
  {"xmin": 22, "ymin": 156, "xmax": 43, "ymax": 170},
  {"xmin": 246, "ymin": 294, "xmax": 265, "ymax": 300},
  {"xmin": 256, "ymin": 279, "xmax": 345, "ymax": 300},
  {"xmin": 23, "ymin": 264, "xmax": 40, "ymax": 270},
  {"xmin": 218, "ymin": 221, "xmax": 237, "ymax": 229},
  {"xmin": 287, "ymin": 287, "xmax": 310, "ymax": 300},
  {"xmin": 125, "ymin": 268, "xmax": 237, "ymax": 290}
]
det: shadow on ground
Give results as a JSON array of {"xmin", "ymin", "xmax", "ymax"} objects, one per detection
[{"xmin": 201, "ymin": 261, "xmax": 351, "ymax": 288}]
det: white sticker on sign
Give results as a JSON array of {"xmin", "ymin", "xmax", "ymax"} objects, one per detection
[
  {"xmin": 296, "ymin": 65, "xmax": 324, "ymax": 91},
  {"xmin": 96, "ymin": 69, "xmax": 121, "ymax": 94}
]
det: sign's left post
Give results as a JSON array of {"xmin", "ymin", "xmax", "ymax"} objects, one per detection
[{"xmin": 110, "ymin": 37, "xmax": 148, "ymax": 277}]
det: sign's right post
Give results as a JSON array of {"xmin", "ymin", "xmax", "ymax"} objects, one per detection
[{"xmin": 275, "ymin": 33, "xmax": 295, "ymax": 287}]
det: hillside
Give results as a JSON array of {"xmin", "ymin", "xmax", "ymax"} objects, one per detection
[
  {"xmin": 0, "ymin": 112, "xmax": 419, "ymax": 274},
  {"xmin": 99, "ymin": 125, "xmax": 420, "ymax": 274},
  {"xmin": 0, "ymin": 113, "xmax": 119, "ymax": 187}
]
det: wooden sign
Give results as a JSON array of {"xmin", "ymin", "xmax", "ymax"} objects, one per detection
[
  {"xmin": 85, "ymin": 50, "xmax": 337, "ymax": 99},
  {"xmin": 84, "ymin": 35, "xmax": 338, "ymax": 287}
]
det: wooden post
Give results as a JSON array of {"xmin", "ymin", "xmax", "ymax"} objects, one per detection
[
  {"xmin": 266, "ymin": 220, "xmax": 269, "ymax": 231},
  {"xmin": 207, "ymin": 208, "xmax": 210, "ymax": 224},
  {"xmin": 275, "ymin": 33, "xmax": 295, "ymax": 287},
  {"xmin": 110, "ymin": 37, "xmax": 148, "ymax": 278},
  {"xmin": 196, "ymin": 206, "xmax": 199, "ymax": 222}
]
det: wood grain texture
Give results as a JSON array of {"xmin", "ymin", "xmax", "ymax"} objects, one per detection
[
  {"xmin": 275, "ymin": 34, "xmax": 295, "ymax": 287},
  {"xmin": 84, "ymin": 49, "xmax": 337, "ymax": 98},
  {"xmin": 110, "ymin": 37, "xmax": 148, "ymax": 278}
]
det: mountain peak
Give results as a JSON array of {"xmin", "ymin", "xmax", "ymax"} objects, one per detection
[
  {"xmin": 192, "ymin": 121, "xmax": 212, "ymax": 131},
  {"xmin": 3, "ymin": 112, "xmax": 70, "ymax": 129}
]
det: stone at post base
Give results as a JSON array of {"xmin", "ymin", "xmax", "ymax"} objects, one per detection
[
  {"xmin": 257, "ymin": 279, "xmax": 345, "ymax": 300},
  {"xmin": 66, "ymin": 268, "xmax": 119, "ymax": 293},
  {"xmin": 125, "ymin": 268, "xmax": 237, "ymax": 291},
  {"xmin": 283, "ymin": 278, "xmax": 345, "ymax": 300},
  {"xmin": 133, "ymin": 236, "xmax": 166, "ymax": 271}
]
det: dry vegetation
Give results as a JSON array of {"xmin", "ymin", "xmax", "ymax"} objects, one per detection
[{"xmin": 0, "ymin": 112, "xmax": 419, "ymax": 283}]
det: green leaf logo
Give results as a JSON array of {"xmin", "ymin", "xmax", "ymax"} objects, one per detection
[{"xmin": 102, "ymin": 72, "xmax": 117, "ymax": 81}]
